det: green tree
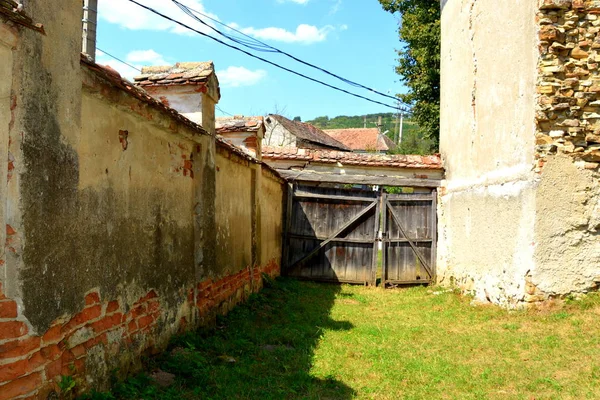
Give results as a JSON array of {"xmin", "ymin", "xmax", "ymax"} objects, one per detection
[{"xmin": 379, "ymin": 0, "xmax": 440, "ymax": 146}]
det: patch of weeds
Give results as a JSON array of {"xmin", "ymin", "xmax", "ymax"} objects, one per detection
[
  {"xmin": 542, "ymin": 334, "xmax": 561, "ymax": 349},
  {"xmin": 501, "ymin": 323, "xmax": 521, "ymax": 331},
  {"xmin": 58, "ymin": 375, "xmax": 77, "ymax": 399},
  {"xmin": 550, "ymin": 311, "xmax": 570, "ymax": 321}
]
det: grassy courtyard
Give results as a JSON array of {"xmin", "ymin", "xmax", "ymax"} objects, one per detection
[{"xmin": 86, "ymin": 278, "xmax": 600, "ymax": 399}]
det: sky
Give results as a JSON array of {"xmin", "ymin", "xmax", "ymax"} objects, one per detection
[{"xmin": 96, "ymin": 0, "xmax": 405, "ymax": 121}]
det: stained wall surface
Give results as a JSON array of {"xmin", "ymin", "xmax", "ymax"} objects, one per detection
[
  {"xmin": 0, "ymin": 2, "xmax": 284, "ymax": 397},
  {"xmin": 438, "ymin": 0, "xmax": 539, "ymax": 306}
]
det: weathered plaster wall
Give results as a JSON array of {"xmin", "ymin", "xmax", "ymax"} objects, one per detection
[
  {"xmin": 0, "ymin": 2, "xmax": 284, "ymax": 398},
  {"xmin": 215, "ymin": 146, "xmax": 254, "ymax": 277},
  {"xmin": 259, "ymin": 168, "xmax": 284, "ymax": 269},
  {"xmin": 264, "ymin": 117, "xmax": 297, "ymax": 147},
  {"xmin": 438, "ymin": 0, "xmax": 539, "ymax": 306},
  {"xmin": 0, "ymin": 23, "xmax": 17, "ymax": 295}
]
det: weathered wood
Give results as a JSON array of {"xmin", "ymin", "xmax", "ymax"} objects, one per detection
[
  {"xmin": 431, "ymin": 189, "xmax": 438, "ymax": 282},
  {"xmin": 386, "ymin": 200, "xmax": 433, "ymax": 279},
  {"xmin": 288, "ymin": 200, "xmax": 378, "ymax": 273},
  {"xmin": 370, "ymin": 189, "xmax": 382, "ymax": 286},
  {"xmin": 384, "ymin": 238, "xmax": 433, "ymax": 243},
  {"xmin": 277, "ymin": 170, "xmax": 441, "ymax": 187},
  {"xmin": 381, "ymin": 192, "xmax": 388, "ymax": 285},
  {"xmin": 293, "ymin": 193, "xmax": 377, "ymax": 203},
  {"xmin": 387, "ymin": 194, "xmax": 434, "ymax": 201},
  {"xmin": 288, "ymin": 233, "xmax": 375, "ymax": 244}
]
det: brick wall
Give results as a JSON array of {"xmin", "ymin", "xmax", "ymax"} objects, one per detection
[{"xmin": 0, "ymin": 261, "xmax": 280, "ymax": 399}]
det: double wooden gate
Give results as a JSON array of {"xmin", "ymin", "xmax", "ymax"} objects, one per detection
[{"xmin": 283, "ymin": 184, "xmax": 437, "ymax": 286}]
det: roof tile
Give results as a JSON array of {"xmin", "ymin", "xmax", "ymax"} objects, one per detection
[{"xmin": 262, "ymin": 146, "xmax": 442, "ymax": 170}]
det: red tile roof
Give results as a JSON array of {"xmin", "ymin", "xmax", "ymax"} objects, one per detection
[
  {"xmin": 216, "ymin": 116, "xmax": 264, "ymax": 134},
  {"xmin": 267, "ymin": 115, "xmax": 350, "ymax": 151},
  {"xmin": 324, "ymin": 128, "xmax": 397, "ymax": 152},
  {"xmin": 133, "ymin": 62, "xmax": 216, "ymax": 88},
  {"xmin": 262, "ymin": 146, "xmax": 442, "ymax": 169}
]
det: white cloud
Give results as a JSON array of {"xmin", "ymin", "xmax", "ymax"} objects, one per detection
[
  {"xmin": 126, "ymin": 49, "xmax": 168, "ymax": 65},
  {"xmin": 240, "ymin": 24, "xmax": 333, "ymax": 44},
  {"xmin": 96, "ymin": 49, "xmax": 169, "ymax": 80},
  {"xmin": 330, "ymin": 0, "xmax": 342, "ymax": 14},
  {"xmin": 98, "ymin": 0, "xmax": 218, "ymax": 36},
  {"xmin": 217, "ymin": 66, "xmax": 267, "ymax": 88},
  {"xmin": 99, "ymin": 0, "xmax": 332, "ymax": 45}
]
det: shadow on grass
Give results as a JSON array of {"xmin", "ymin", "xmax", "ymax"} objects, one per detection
[{"xmin": 84, "ymin": 278, "xmax": 355, "ymax": 400}]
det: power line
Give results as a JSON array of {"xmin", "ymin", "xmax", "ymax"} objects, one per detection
[
  {"xmin": 173, "ymin": 0, "xmax": 409, "ymax": 107},
  {"xmin": 124, "ymin": 0, "xmax": 408, "ymax": 112},
  {"xmin": 216, "ymin": 105, "xmax": 234, "ymax": 116},
  {"xmin": 97, "ymin": 47, "xmax": 142, "ymax": 72}
]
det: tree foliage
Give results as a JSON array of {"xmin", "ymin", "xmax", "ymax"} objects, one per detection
[{"xmin": 379, "ymin": 0, "xmax": 440, "ymax": 145}]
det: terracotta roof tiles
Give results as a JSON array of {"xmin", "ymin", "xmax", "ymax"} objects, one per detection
[
  {"xmin": 216, "ymin": 116, "xmax": 264, "ymax": 134},
  {"xmin": 324, "ymin": 128, "xmax": 397, "ymax": 152},
  {"xmin": 261, "ymin": 146, "xmax": 442, "ymax": 169},
  {"xmin": 133, "ymin": 62, "xmax": 215, "ymax": 88}
]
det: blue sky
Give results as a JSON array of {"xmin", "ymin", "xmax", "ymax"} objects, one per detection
[{"xmin": 96, "ymin": 0, "xmax": 404, "ymax": 121}]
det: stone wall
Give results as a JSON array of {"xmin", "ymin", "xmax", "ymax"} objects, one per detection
[
  {"xmin": 533, "ymin": 0, "xmax": 600, "ymax": 298},
  {"xmin": 0, "ymin": 2, "xmax": 285, "ymax": 398},
  {"xmin": 439, "ymin": 0, "xmax": 600, "ymax": 306}
]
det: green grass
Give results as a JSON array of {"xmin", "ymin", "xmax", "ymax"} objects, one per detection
[{"xmin": 84, "ymin": 279, "xmax": 600, "ymax": 399}]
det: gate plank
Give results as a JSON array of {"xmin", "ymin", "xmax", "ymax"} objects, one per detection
[
  {"xmin": 288, "ymin": 200, "xmax": 377, "ymax": 273},
  {"xmin": 386, "ymin": 200, "xmax": 433, "ymax": 279}
]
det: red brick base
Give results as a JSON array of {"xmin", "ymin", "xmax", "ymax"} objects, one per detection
[{"xmin": 0, "ymin": 260, "xmax": 279, "ymax": 399}]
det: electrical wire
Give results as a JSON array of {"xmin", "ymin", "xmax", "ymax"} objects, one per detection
[
  {"xmin": 124, "ymin": 0, "xmax": 408, "ymax": 112},
  {"xmin": 216, "ymin": 105, "xmax": 234, "ymax": 116},
  {"xmin": 96, "ymin": 47, "xmax": 142, "ymax": 72},
  {"xmin": 173, "ymin": 0, "xmax": 409, "ymax": 107}
]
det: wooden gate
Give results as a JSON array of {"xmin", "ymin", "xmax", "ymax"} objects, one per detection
[
  {"xmin": 283, "ymin": 184, "xmax": 380, "ymax": 285},
  {"xmin": 381, "ymin": 192, "xmax": 437, "ymax": 286},
  {"xmin": 282, "ymin": 184, "xmax": 437, "ymax": 287}
]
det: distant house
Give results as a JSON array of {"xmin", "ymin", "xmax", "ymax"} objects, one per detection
[
  {"xmin": 216, "ymin": 116, "xmax": 264, "ymax": 160},
  {"xmin": 324, "ymin": 128, "xmax": 397, "ymax": 153},
  {"xmin": 264, "ymin": 114, "xmax": 350, "ymax": 151}
]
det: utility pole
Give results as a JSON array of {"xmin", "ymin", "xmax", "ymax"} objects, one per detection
[
  {"xmin": 394, "ymin": 107, "xmax": 400, "ymax": 143},
  {"xmin": 376, "ymin": 116, "xmax": 383, "ymax": 154},
  {"xmin": 363, "ymin": 115, "xmax": 367, "ymax": 129},
  {"xmin": 82, "ymin": 0, "xmax": 98, "ymax": 61},
  {"xmin": 399, "ymin": 112, "xmax": 404, "ymax": 144}
]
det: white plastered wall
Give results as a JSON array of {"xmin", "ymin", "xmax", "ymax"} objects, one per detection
[{"xmin": 438, "ymin": 0, "xmax": 539, "ymax": 306}]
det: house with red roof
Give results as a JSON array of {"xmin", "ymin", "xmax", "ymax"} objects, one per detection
[{"xmin": 324, "ymin": 128, "xmax": 397, "ymax": 153}]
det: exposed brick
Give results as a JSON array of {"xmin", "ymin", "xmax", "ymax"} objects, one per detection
[
  {"xmin": 147, "ymin": 300, "xmax": 159, "ymax": 313},
  {"xmin": 40, "ymin": 344, "xmax": 62, "ymax": 361},
  {"xmin": 0, "ymin": 321, "xmax": 28, "ymax": 340},
  {"xmin": 42, "ymin": 324, "xmax": 63, "ymax": 345},
  {"xmin": 130, "ymin": 304, "xmax": 146, "ymax": 319},
  {"xmin": 106, "ymin": 300, "xmax": 120, "ymax": 314},
  {"xmin": 0, "ymin": 351, "xmax": 45, "ymax": 382},
  {"xmin": 5, "ymin": 225, "xmax": 16, "ymax": 236},
  {"xmin": 71, "ymin": 344, "xmax": 85, "ymax": 359},
  {"xmin": 90, "ymin": 313, "xmax": 123, "ymax": 333},
  {"xmin": 137, "ymin": 315, "xmax": 154, "ymax": 329},
  {"xmin": 45, "ymin": 358, "xmax": 62, "ymax": 381},
  {"xmin": 83, "ymin": 333, "xmax": 107, "ymax": 350},
  {"xmin": 127, "ymin": 320, "xmax": 138, "ymax": 334},
  {"xmin": 84, "ymin": 292, "xmax": 101, "ymax": 306},
  {"xmin": 62, "ymin": 305, "xmax": 102, "ymax": 333},
  {"xmin": 0, "ymin": 372, "xmax": 42, "ymax": 400},
  {"xmin": 0, "ymin": 336, "xmax": 41, "ymax": 360},
  {"xmin": 0, "ymin": 300, "xmax": 18, "ymax": 318}
]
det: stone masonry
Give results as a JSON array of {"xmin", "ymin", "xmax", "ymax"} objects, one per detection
[{"xmin": 537, "ymin": 0, "xmax": 600, "ymax": 171}]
